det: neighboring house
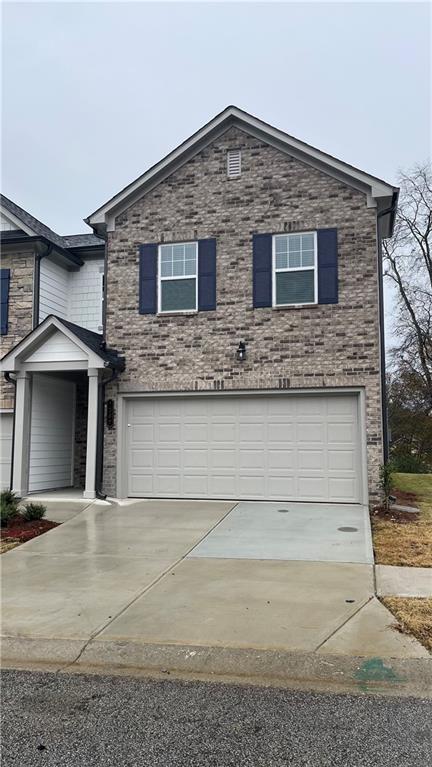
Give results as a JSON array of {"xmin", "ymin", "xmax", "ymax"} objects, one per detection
[{"xmin": 0, "ymin": 106, "xmax": 398, "ymax": 504}]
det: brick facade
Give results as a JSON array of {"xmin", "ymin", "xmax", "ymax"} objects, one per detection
[
  {"xmin": 73, "ymin": 380, "xmax": 88, "ymax": 488},
  {"xmin": 102, "ymin": 127, "xmax": 383, "ymax": 499},
  {"xmin": 0, "ymin": 247, "xmax": 35, "ymax": 409}
]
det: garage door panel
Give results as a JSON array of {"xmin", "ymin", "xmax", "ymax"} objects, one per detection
[
  {"xmin": 184, "ymin": 449, "xmax": 208, "ymax": 468},
  {"xmin": 297, "ymin": 477, "xmax": 328, "ymax": 498},
  {"xmin": 159, "ymin": 423, "xmax": 181, "ymax": 442},
  {"xmin": 129, "ymin": 401, "xmax": 155, "ymax": 419},
  {"xmin": 131, "ymin": 424, "xmax": 154, "ymax": 443},
  {"xmin": 329, "ymin": 477, "xmax": 357, "ymax": 500},
  {"xmin": 130, "ymin": 473, "xmax": 154, "ymax": 494},
  {"xmin": 183, "ymin": 475, "xmax": 209, "ymax": 495},
  {"xmin": 327, "ymin": 398, "xmax": 356, "ymax": 415},
  {"xmin": 298, "ymin": 450, "xmax": 325, "ymax": 470},
  {"xmin": 184, "ymin": 423, "xmax": 208, "ymax": 442},
  {"xmin": 268, "ymin": 399, "xmax": 296, "ymax": 416},
  {"xmin": 126, "ymin": 394, "xmax": 361, "ymax": 502},
  {"xmin": 298, "ymin": 423, "xmax": 325, "ymax": 443},
  {"xmin": 267, "ymin": 422, "xmax": 294, "ymax": 442},
  {"xmin": 154, "ymin": 474, "xmax": 181, "ymax": 494},
  {"xmin": 211, "ymin": 449, "xmax": 236, "ymax": 468},
  {"xmin": 268, "ymin": 449, "xmax": 295, "ymax": 469},
  {"xmin": 328, "ymin": 423, "xmax": 355, "ymax": 443},
  {"xmin": 238, "ymin": 449, "xmax": 265, "ymax": 469},
  {"xmin": 328, "ymin": 450, "xmax": 355, "ymax": 470},
  {"xmin": 157, "ymin": 449, "xmax": 181, "ymax": 468},
  {"xmin": 296, "ymin": 399, "xmax": 324, "ymax": 415},
  {"xmin": 267, "ymin": 475, "xmax": 296, "ymax": 497},
  {"xmin": 131, "ymin": 449, "xmax": 153, "ymax": 468},
  {"xmin": 239, "ymin": 423, "xmax": 265, "ymax": 442},
  {"xmin": 209, "ymin": 474, "xmax": 237, "ymax": 496},
  {"xmin": 238, "ymin": 474, "xmax": 265, "ymax": 496},
  {"xmin": 212, "ymin": 423, "xmax": 236, "ymax": 442}
]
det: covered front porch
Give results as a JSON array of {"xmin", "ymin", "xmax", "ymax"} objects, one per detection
[{"xmin": 0, "ymin": 315, "xmax": 123, "ymax": 499}]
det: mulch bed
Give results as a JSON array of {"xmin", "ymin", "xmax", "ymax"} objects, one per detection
[
  {"xmin": 0, "ymin": 515, "xmax": 59, "ymax": 543},
  {"xmin": 371, "ymin": 489, "xmax": 420, "ymax": 525},
  {"xmin": 371, "ymin": 507, "xmax": 420, "ymax": 524}
]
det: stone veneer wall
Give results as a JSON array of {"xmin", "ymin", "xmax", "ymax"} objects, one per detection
[
  {"xmin": 0, "ymin": 248, "xmax": 35, "ymax": 409},
  {"xmin": 102, "ymin": 127, "xmax": 383, "ymax": 500}
]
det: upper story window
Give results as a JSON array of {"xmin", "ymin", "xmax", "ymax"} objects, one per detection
[
  {"xmin": 159, "ymin": 242, "xmax": 198, "ymax": 313},
  {"xmin": 273, "ymin": 232, "xmax": 317, "ymax": 307},
  {"xmin": 227, "ymin": 149, "xmax": 241, "ymax": 178}
]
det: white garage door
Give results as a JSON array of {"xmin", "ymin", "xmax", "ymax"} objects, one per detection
[
  {"xmin": 125, "ymin": 393, "xmax": 362, "ymax": 503},
  {"xmin": 0, "ymin": 412, "xmax": 13, "ymax": 490}
]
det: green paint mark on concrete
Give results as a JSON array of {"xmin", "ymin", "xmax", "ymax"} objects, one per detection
[{"xmin": 355, "ymin": 658, "xmax": 403, "ymax": 691}]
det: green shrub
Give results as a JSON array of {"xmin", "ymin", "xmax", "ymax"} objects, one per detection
[
  {"xmin": 391, "ymin": 451, "xmax": 430, "ymax": 474},
  {"xmin": 379, "ymin": 462, "xmax": 395, "ymax": 509},
  {"xmin": 21, "ymin": 502, "xmax": 46, "ymax": 522},
  {"xmin": 0, "ymin": 490, "xmax": 20, "ymax": 526},
  {"xmin": 0, "ymin": 503, "xmax": 17, "ymax": 527}
]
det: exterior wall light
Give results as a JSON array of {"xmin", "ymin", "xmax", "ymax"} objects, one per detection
[{"xmin": 236, "ymin": 341, "xmax": 246, "ymax": 362}]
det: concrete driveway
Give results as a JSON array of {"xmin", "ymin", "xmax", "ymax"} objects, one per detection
[{"xmin": 1, "ymin": 498, "xmax": 428, "ymax": 666}]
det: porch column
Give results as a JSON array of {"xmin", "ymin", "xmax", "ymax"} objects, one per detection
[
  {"xmin": 12, "ymin": 371, "xmax": 31, "ymax": 497},
  {"xmin": 83, "ymin": 368, "xmax": 99, "ymax": 500}
]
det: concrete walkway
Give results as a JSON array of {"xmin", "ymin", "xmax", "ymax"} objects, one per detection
[
  {"xmin": 1, "ymin": 498, "xmax": 429, "ymax": 690},
  {"xmin": 376, "ymin": 565, "xmax": 432, "ymax": 598}
]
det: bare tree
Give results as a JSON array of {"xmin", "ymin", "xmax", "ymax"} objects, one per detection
[{"xmin": 383, "ymin": 163, "xmax": 432, "ymax": 412}]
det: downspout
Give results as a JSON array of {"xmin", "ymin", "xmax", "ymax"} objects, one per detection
[
  {"xmin": 33, "ymin": 243, "xmax": 53, "ymax": 328},
  {"xmin": 4, "ymin": 372, "xmax": 16, "ymax": 491},
  {"xmin": 376, "ymin": 192, "xmax": 398, "ymax": 463}
]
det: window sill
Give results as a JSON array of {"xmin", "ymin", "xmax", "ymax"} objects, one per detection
[
  {"xmin": 272, "ymin": 303, "xmax": 318, "ymax": 311},
  {"xmin": 157, "ymin": 310, "xmax": 198, "ymax": 317}
]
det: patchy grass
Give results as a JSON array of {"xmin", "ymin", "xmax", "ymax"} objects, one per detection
[
  {"xmin": 371, "ymin": 473, "xmax": 432, "ymax": 567},
  {"xmin": 383, "ymin": 597, "xmax": 432, "ymax": 652},
  {"xmin": 0, "ymin": 538, "xmax": 20, "ymax": 554}
]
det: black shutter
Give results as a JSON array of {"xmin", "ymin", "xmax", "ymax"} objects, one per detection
[
  {"xmin": 317, "ymin": 228, "xmax": 338, "ymax": 304},
  {"xmin": 139, "ymin": 244, "xmax": 158, "ymax": 314},
  {"xmin": 198, "ymin": 238, "xmax": 216, "ymax": 311},
  {"xmin": 0, "ymin": 268, "xmax": 10, "ymax": 335},
  {"xmin": 253, "ymin": 234, "xmax": 272, "ymax": 308}
]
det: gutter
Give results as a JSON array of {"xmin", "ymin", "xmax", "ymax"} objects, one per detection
[
  {"xmin": 4, "ymin": 372, "xmax": 16, "ymax": 491},
  {"xmin": 376, "ymin": 192, "xmax": 399, "ymax": 463},
  {"xmin": 0, "ymin": 234, "xmax": 84, "ymax": 267}
]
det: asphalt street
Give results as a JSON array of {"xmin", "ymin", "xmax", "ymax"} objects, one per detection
[{"xmin": 2, "ymin": 670, "xmax": 431, "ymax": 766}]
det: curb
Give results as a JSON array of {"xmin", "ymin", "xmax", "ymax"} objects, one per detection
[{"xmin": 2, "ymin": 637, "xmax": 431, "ymax": 698}]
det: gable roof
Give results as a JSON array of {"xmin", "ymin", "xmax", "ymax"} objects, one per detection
[
  {"xmin": 86, "ymin": 105, "xmax": 399, "ymax": 238},
  {"xmin": 1, "ymin": 194, "xmax": 68, "ymax": 249},
  {"xmin": 0, "ymin": 314, "xmax": 124, "ymax": 372},
  {"xmin": 0, "ymin": 195, "xmax": 104, "ymax": 263}
]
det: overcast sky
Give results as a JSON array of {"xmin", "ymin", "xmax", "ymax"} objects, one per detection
[{"xmin": 2, "ymin": 1, "xmax": 431, "ymax": 335}]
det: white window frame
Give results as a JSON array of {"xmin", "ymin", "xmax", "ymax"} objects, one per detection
[
  {"xmin": 158, "ymin": 241, "xmax": 198, "ymax": 314},
  {"xmin": 272, "ymin": 231, "xmax": 318, "ymax": 308}
]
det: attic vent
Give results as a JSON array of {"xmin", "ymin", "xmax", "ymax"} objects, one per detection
[{"xmin": 227, "ymin": 149, "xmax": 241, "ymax": 178}]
